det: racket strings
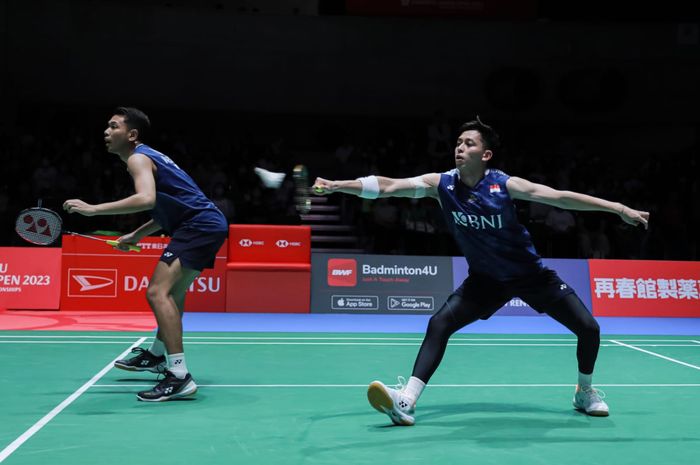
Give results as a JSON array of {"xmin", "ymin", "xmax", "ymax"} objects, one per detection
[{"xmin": 15, "ymin": 209, "xmax": 63, "ymax": 245}]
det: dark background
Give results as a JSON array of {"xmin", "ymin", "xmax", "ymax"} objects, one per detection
[{"xmin": 1, "ymin": 0, "xmax": 698, "ymax": 260}]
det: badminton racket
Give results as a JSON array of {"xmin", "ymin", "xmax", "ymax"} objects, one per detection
[
  {"xmin": 15, "ymin": 207, "xmax": 141, "ymax": 252},
  {"xmin": 293, "ymin": 164, "xmax": 318, "ymax": 214}
]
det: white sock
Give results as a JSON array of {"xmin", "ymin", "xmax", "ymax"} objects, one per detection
[
  {"xmin": 148, "ymin": 337, "xmax": 166, "ymax": 357},
  {"xmin": 578, "ymin": 372, "xmax": 593, "ymax": 389},
  {"xmin": 166, "ymin": 353, "xmax": 188, "ymax": 379},
  {"xmin": 403, "ymin": 376, "xmax": 426, "ymax": 405}
]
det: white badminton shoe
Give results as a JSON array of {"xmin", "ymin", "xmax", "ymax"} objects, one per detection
[
  {"xmin": 573, "ymin": 385, "xmax": 609, "ymax": 416},
  {"xmin": 367, "ymin": 377, "xmax": 416, "ymax": 426},
  {"xmin": 254, "ymin": 167, "xmax": 286, "ymax": 189}
]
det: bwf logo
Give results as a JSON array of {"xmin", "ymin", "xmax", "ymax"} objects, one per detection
[{"xmin": 327, "ymin": 258, "xmax": 357, "ymax": 287}]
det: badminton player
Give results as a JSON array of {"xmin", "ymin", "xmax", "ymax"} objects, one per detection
[
  {"xmin": 312, "ymin": 117, "xmax": 649, "ymax": 424},
  {"xmin": 63, "ymin": 107, "xmax": 228, "ymax": 402}
]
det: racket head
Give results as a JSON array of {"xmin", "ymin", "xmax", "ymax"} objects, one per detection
[
  {"xmin": 15, "ymin": 207, "xmax": 63, "ymax": 245},
  {"xmin": 292, "ymin": 164, "xmax": 311, "ymax": 214}
]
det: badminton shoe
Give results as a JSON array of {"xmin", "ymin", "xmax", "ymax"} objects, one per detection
[
  {"xmin": 573, "ymin": 385, "xmax": 609, "ymax": 416},
  {"xmin": 137, "ymin": 371, "xmax": 197, "ymax": 402},
  {"xmin": 367, "ymin": 378, "xmax": 416, "ymax": 426},
  {"xmin": 114, "ymin": 347, "xmax": 166, "ymax": 373}
]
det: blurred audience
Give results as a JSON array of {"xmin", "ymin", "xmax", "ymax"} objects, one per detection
[{"xmin": 1, "ymin": 106, "xmax": 697, "ymax": 261}]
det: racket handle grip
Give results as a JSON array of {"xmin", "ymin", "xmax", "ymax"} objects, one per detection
[{"xmin": 106, "ymin": 240, "xmax": 141, "ymax": 252}]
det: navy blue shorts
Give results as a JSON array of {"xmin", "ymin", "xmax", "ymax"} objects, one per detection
[
  {"xmin": 160, "ymin": 228, "xmax": 228, "ymax": 272},
  {"xmin": 454, "ymin": 268, "xmax": 576, "ymax": 319}
]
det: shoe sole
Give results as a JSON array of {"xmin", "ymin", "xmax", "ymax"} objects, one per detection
[
  {"xmin": 114, "ymin": 362, "xmax": 165, "ymax": 373},
  {"xmin": 573, "ymin": 403, "xmax": 610, "ymax": 417},
  {"xmin": 137, "ymin": 380, "xmax": 198, "ymax": 402},
  {"xmin": 367, "ymin": 381, "xmax": 414, "ymax": 426}
]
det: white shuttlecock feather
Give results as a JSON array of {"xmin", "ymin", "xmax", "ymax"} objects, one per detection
[{"xmin": 254, "ymin": 167, "xmax": 286, "ymax": 189}]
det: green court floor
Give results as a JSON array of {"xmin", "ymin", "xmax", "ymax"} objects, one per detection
[{"xmin": 1, "ymin": 332, "xmax": 699, "ymax": 465}]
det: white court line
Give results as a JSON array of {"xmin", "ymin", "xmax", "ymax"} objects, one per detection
[
  {"xmin": 90, "ymin": 383, "xmax": 700, "ymax": 389},
  {"xmin": 0, "ymin": 335, "xmax": 148, "ymax": 339},
  {"xmin": 0, "ymin": 337, "xmax": 147, "ymax": 463},
  {"xmin": 1, "ymin": 340, "xmax": 699, "ymax": 347},
  {"xmin": 1, "ymin": 335, "xmax": 698, "ymax": 342},
  {"xmin": 0, "ymin": 341, "xmax": 142, "ymax": 345},
  {"xmin": 609, "ymin": 340, "xmax": 700, "ymax": 371},
  {"xmin": 1, "ymin": 335, "xmax": 697, "ymax": 342}
]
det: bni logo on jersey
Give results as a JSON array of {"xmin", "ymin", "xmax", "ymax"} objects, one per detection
[{"xmin": 327, "ymin": 258, "xmax": 357, "ymax": 287}]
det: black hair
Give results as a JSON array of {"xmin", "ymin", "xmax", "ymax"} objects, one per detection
[
  {"xmin": 457, "ymin": 116, "xmax": 500, "ymax": 152},
  {"xmin": 113, "ymin": 107, "xmax": 150, "ymax": 142}
]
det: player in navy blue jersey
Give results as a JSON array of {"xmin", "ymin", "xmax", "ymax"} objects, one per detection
[
  {"xmin": 313, "ymin": 117, "xmax": 649, "ymax": 425},
  {"xmin": 63, "ymin": 107, "xmax": 228, "ymax": 402}
]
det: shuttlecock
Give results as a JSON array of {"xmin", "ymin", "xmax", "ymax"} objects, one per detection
[{"xmin": 254, "ymin": 167, "xmax": 286, "ymax": 189}]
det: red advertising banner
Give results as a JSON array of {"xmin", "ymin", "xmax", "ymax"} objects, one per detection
[
  {"xmin": 0, "ymin": 247, "xmax": 62, "ymax": 310},
  {"xmin": 226, "ymin": 225, "xmax": 311, "ymax": 312},
  {"xmin": 589, "ymin": 259, "xmax": 700, "ymax": 317},
  {"xmin": 345, "ymin": 0, "xmax": 537, "ymax": 19},
  {"xmin": 60, "ymin": 236, "xmax": 227, "ymax": 312}
]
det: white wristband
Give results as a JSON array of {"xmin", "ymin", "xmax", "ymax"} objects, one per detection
[{"xmin": 357, "ymin": 175, "xmax": 380, "ymax": 199}]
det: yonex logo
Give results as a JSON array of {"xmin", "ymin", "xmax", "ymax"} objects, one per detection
[
  {"xmin": 164, "ymin": 387, "xmax": 173, "ymax": 394},
  {"xmin": 447, "ymin": 185, "xmax": 455, "ymax": 190},
  {"xmin": 560, "ymin": 284, "xmax": 568, "ymax": 290},
  {"xmin": 163, "ymin": 251, "xmax": 174, "ymax": 258}
]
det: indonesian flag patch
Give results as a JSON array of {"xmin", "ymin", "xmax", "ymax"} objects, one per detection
[{"xmin": 489, "ymin": 184, "xmax": 501, "ymax": 194}]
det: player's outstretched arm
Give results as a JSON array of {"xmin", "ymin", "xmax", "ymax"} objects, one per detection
[
  {"xmin": 506, "ymin": 176, "xmax": 650, "ymax": 229},
  {"xmin": 63, "ymin": 154, "xmax": 156, "ymax": 216},
  {"xmin": 312, "ymin": 174, "xmax": 440, "ymax": 200}
]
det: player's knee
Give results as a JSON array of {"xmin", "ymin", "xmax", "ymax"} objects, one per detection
[
  {"xmin": 579, "ymin": 317, "xmax": 600, "ymax": 340},
  {"xmin": 427, "ymin": 312, "xmax": 456, "ymax": 337},
  {"xmin": 146, "ymin": 285, "xmax": 168, "ymax": 306}
]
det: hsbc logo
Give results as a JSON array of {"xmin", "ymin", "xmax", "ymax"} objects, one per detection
[
  {"xmin": 327, "ymin": 258, "xmax": 357, "ymax": 287},
  {"xmin": 239, "ymin": 238, "xmax": 264, "ymax": 247},
  {"xmin": 276, "ymin": 239, "xmax": 302, "ymax": 248},
  {"xmin": 68, "ymin": 268, "xmax": 118, "ymax": 297}
]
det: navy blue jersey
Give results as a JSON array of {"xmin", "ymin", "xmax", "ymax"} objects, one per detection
[
  {"xmin": 133, "ymin": 144, "xmax": 227, "ymax": 235},
  {"xmin": 437, "ymin": 168, "xmax": 543, "ymax": 281}
]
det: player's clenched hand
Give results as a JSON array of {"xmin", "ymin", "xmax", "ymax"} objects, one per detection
[
  {"xmin": 113, "ymin": 232, "xmax": 139, "ymax": 252},
  {"xmin": 619, "ymin": 206, "xmax": 649, "ymax": 230},
  {"xmin": 63, "ymin": 199, "xmax": 98, "ymax": 216},
  {"xmin": 312, "ymin": 177, "xmax": 334, "ymax": 195}
]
